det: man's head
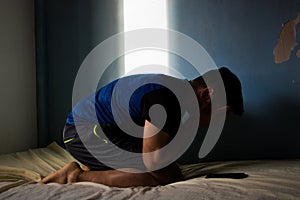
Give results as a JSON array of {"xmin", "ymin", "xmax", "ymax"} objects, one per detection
[{"xmin": 190, "ymin": 67, "xmax": 244, "ymax": 127}]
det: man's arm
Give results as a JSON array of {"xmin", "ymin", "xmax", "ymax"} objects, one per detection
[
  {"xmin": 142, "ymin": 120, "xmax": 182, "ymax": 183},
  {"xmin": 143, "ymin": 120, "xmax": 171, "ymax": 169}
]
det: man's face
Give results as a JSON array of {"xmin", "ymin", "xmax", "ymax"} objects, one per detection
[{"xmin": 192, "ymin": 84, "xmax": 234, "ymax": 128}]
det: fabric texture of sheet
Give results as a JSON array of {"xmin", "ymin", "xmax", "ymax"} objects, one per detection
[{"xmin": 0, "ymin": 142, "xmax": 300, "ymax": 199}]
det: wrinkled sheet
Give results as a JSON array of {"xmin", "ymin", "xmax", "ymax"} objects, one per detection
[{"xmin": 0, "ymin": 142, "xmax": 300, "ymax": 200}]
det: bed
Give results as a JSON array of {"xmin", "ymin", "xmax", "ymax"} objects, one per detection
[{"xmin": 0, "ymin": 142, "xmax": 299, "ymax": 200}]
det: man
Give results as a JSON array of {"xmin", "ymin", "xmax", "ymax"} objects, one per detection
[{"xmin": 41, "ymin": 67, "xmax": 244, "ymax": 187}]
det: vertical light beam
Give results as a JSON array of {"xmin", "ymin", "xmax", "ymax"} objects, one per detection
[{"xmin": 123, "ymin": 0, "xmax": 168, "ymax": 74}]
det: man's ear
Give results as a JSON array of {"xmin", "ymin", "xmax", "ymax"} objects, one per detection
[
  {"xmin": 199, "ymin": 87, "xmax": 214, "ymax": 103},
  {"xmin": 197, "ymin": 87, "xmax": 214, "ymax": 110}
]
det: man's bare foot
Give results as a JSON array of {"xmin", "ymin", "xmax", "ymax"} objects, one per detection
[
  {"xmin": 81, "ymin": 165, "xmax": 90, "ymax": 172},
  {"xmin": 41, "ymin": 162, "xmax": 83, "ymax": 184}
]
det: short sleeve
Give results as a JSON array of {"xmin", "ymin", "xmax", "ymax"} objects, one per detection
[{"xmin": 140, "ymin": 88, "xmax": 181, "ymax": 137}]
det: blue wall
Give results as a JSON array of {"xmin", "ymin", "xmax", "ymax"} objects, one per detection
[{"xmin": 169, "ymin": 0, "xmax": 300, "ymax": 163}]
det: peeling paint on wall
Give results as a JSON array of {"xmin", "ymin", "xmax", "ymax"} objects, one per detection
[{"xmin": 273, "ymin": 13, "xmax": 300, "ymax": 64}]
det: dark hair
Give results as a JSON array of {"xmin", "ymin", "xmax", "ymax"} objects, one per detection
[{"xmin": 193, "ymin": 67, "xmax": 244, "ymax": 115}]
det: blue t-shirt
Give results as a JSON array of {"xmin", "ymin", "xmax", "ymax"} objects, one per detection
[
  {"xmin": 66, "ymin": 74, "xmax": 185, "ymax": 136},
  {"xmin": 66, "ymin": 74, "xmax": 193, "ymax": 152}
]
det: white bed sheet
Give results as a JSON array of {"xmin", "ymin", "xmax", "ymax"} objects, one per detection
[{"xmin": 0, "ymin": 142, "xmax": 300, "ymax": 200}]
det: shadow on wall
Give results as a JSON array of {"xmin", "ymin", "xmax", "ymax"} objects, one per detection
[
  {"xmin": 178, "ymin": 97, "xmax": 300, "ymax": 164},
  {"xmin": 36, "ymin": 0, "xmax": 124, "ymax": 147}
]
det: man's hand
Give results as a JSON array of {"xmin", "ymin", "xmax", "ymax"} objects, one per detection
[
  {"xmin": 142, "ymin": 120, "xmax": 171, "ymax": 171},
  {"xmin": 41, "ymin": 162, "xmax": 84, "ymax": 184}
]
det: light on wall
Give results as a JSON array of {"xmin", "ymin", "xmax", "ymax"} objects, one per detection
[{"xmin": 123, "ymin": 0, "xmax": 168, "ymax": 74}]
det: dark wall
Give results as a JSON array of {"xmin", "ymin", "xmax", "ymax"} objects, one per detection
[
  {"xmin": 35, "ymin": 0, "xmax": 123, "ymax": 147},
  {"xmin": 170, "ymin": 0, "xmax": 300, "ymax": 163}
]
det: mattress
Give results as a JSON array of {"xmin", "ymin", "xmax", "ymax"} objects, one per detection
[{"xmin": 0, "ymin": 142, "xmax": 300, "ymax": 200}]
